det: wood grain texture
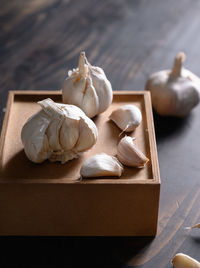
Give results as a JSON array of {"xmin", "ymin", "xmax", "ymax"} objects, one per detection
[{"xmin": 1, "ymin": 0, "xmax": 200, "ymax": 267}]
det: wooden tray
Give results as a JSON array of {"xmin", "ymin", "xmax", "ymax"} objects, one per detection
[{"xmin": 0, "ymin": 90, "xmax": 160, "ymax": 236}]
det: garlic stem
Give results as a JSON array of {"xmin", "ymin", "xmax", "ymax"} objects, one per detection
[
  {"xmin": 78, "ymin": 51, "xmax": 87, "ymax": 77},
  {"xmin": 170, "ymin": 52, "xmax": 185, "ymax": 78},
  {"xmin": 191, "ymin": 223, "xmax": 200, "ymax": 229},
  {"xmin": 185, "ymin": 223, "xmax": 200, "ymax": 229}
]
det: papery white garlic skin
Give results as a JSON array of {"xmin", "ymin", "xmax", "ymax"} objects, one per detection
[
  {"xmin": 146, "ymin": 52, "xmax": 200, "ymax": 117},
  {"xmin": 21, "ymin": 98, "xmax": 98, "ymax": 164},
  {"xmin": 62, "ymin": 51, "xmax": 113, "ymax": 118},
  {"xmin": 80, "ymin": 153, "xmax": 124, "ymax": 178},
  {"xmin": 172, "ymin": 253, "xmax": 200, "ymax": 268},
  {"xmin": 117, "ymin": 136, "xmax": 149, "ymax": 167},
  {"xmin": 109, "ymin": 104, "xmax": 142, "ymax": 132},
  {"xmin": 186, "ymin": 223, "xmax": 200, "ymax": 229}
]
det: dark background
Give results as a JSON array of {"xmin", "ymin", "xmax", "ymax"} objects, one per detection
[{"xmin": 1, "ymin": 0, "xmax": 200, "ymax": 267}]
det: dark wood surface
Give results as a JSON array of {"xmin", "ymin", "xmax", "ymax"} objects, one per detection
[{"xmin": 1, "ymin": 0, "xmax": 200, "ymax": 267}]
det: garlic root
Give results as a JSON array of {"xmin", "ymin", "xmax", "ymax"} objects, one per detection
[{"xmin": 172, "ymin": 253, "xmax": 200, "ymax": 268}]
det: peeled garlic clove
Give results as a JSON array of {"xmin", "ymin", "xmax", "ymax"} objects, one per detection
[
  {"xmin": 80, "ymin": 153, "xmax": 124, "ymax": 178},
  {"xmin": 146, "ymin": 52, "xmax": 200, "ymax": 117},
  {"xmin": 21, "ymin": 98, "xmax": 97, "ymax": 164},
  {"xmin": 62, "ymin": 51, "xmax": 113, "ymax": 118},
  {"xmin": 117, "ymin": 136, "xmax": 149, "ymax": 167},
  {"xmin": 172, "ymin": 253, "xmax": 200, "ymax": 268},
  {"xmin": 109, "ymin": 104, "xmax": 142, "ymax": 132}
]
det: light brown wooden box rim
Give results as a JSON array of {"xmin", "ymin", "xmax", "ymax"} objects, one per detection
[{"xmin": 0, "ymin": 90, "xmax": 160, "ymax": 185}]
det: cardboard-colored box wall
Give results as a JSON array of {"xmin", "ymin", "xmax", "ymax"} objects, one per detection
[{"xmin": 0, "ymin": 91, "xmax": 160, "ymax": 236}]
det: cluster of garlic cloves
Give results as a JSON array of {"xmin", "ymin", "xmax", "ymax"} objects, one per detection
[
  {"xmin": 109, "ymin": 104, "xmax": 142, "ymax": 132},
  {"xmin": 146, "ymin": 52, "xmax": 200, "ymax": 117},
  {"xmin": 62, "ymin": 51, "xmax": 113, "ymax": 118},
  {"xmin": 80, "ymin": 136, "xmax": 148, "ymax": 178},
  {"xmin": 21, "ymin": 98, "xmax": 97, "ymax": 164},
  {"xmin": 80, "ymin": 153, "xmax": 123, "ymax": 178},
  {"xmin": 117, "ymin": 136, "xmax": 149, "ymax": 167},
  {"xmin": 79, "ymin": 104, "xmax": 148, "ymax": 178}
]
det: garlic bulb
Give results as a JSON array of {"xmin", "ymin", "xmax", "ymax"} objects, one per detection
[
  {"xmin": 117, "ymin": 136, "xmax": 149, "ymax": 167},
  {"xmin": 62, "ymin": 51, "xmax": 113, "ymax": 118},
  {"xmin": 21, "ymin": 98, "xmax": 98, "ymax": 164},
  {"xmin": 146, "ymin": 52, "xmax": 200, "ymax": 116},
  {"xmin": 80, "ymin": 153, "xmax": 123, "ymax": 178},
  {"xmin": 109, "ymin": 104, "xmax": 142, "ymax": 132},
  {"xmin": 172, "ymin": 253, "xmax": 200, "ymax": 268}
]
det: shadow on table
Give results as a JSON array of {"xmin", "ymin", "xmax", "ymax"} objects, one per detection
[
  {"xmin": 0, "ymin": 236, "xmax": 154, "ymax": 267},
  {"xmin": 153, "ymin": 110, "xmax": 192, "ymax": 142}
]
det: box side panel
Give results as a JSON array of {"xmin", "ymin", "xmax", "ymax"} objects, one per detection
[{"xmin": 0, "ymin": 183, "xmax": 160, "ymax": 236}]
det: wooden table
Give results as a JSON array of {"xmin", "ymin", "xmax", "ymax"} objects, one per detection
[{"xmin": 1, "ymin": 0, "xmax": 200, "ymax": 267}]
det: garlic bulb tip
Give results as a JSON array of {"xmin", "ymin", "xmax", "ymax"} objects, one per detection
[{"xmin": 62, "ymin": 51, "xmax": 113, "ymax": 118}]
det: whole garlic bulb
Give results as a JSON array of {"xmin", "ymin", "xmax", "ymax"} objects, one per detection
[
  {"xmin": 62, "ymin": 52, "xmax": 113, "ymax": 118},
  {"xmin": 109, "ymin": 104, "xmax": 142, "ymax": 132},
  {"xmin": 21, "ymin": 98, "xmax": 98, "ymax": 164},
  {"xmin": 80, "ymin": 153, "xmax": 124, "ymax": 178},
  {"xmin": 146, "ymin": 52, "xmax": 200, "ymax": 116},
  {"xmin": 117, "ymin": 136, "xmax": 149, "ymax": 167}
]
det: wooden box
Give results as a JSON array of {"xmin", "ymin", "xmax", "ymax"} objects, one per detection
[{"xmin": 0, "ymin": 90, "xmax": 160, "ymax": 236}]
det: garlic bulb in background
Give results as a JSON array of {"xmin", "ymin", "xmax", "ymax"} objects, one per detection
[
  {"xmin": 117, "ymin": 136, "xmax": 149, "ymax": 167},
  {"xmin": 62, "ymin": 52, "xmax": 113, "ymax": 118},
  {"xmin": 146, "ymin": 52, "xmax": 200, "ymax": 117},
  {"xmin": 109, "ymin": 104, "xmax": 142, "ymax": 132},
  {"xmin": 80, "ymin": 153, "xmax": 124, "ymax": 178},
  {"xmin": 21, "ymin": 98, "xmax": 98, "ymax": 164}
]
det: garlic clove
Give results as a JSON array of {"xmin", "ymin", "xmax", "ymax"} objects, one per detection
[
  {"xmin": 62, "ymin": 51, "xmax": 113, "ymax": 118},
  {"xmin": 59, "ymin": 117, "xmax": 79, "ymax": 151},
  {"xmin": 109, "ymin": 104, "xmax": 142, "ymax": 132},
  {"xmin": 172, "ymin": 253, "xmax": 200, "ymax": 268},
  {"xmin": 88, "ymin": 65, "xmax": 113, "ymax": 114},
  {"xmin": 62, "ymin": 71, "xmax": 99, "ymax": 118},
  {"xmin": 80, "ymin": 153, "xmax": 124, "ymax": 178},
  {"xmin": 146, "ymin": 52, "xmax": 200, "ymax": 117},
  {"xmin": 21, "ymin": 110, "xmax": 52, "ymax": 163},
  {"xmin": 39, "ymin": 98, "xmax": 65, "ymax": 151},
  {"xmin": 74, "ymin": 116, "xmax": 98, "ymax": 152},
  {"xmin": 117, "ymin": 136, "xmax": 149, "ymax": 167}
]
